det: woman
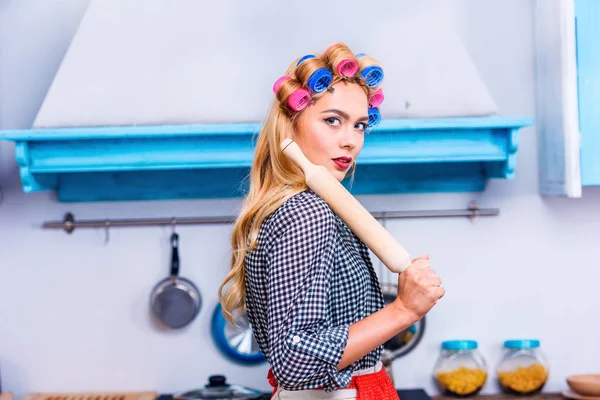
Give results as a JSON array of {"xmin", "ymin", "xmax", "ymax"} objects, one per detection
[{"xmin": 219, "ymin": 42, "xmax": 444, "ymax": 399}]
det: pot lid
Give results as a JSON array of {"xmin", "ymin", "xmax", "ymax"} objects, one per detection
[{"xmin": 177, "ymin": 375, "xmax": 264, "ymax": 399}]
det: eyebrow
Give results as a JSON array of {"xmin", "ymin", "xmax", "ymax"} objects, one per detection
[{"xmin": 321, "ymin": 109, "xmax": 369, "ymax": 122}]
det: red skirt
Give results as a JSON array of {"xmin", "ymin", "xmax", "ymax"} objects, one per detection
[{"xmin": 267, "ymin": 364, "xmax": 399, "ymax": 399}]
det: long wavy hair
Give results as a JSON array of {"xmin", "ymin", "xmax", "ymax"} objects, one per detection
[{"xmin": 218, "ymin": 42, "xmax": 382, "ymax": 324}]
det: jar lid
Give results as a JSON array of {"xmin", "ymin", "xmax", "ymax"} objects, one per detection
[
  {"xmin": 441, "ymin": 340, "xmax": 478, "ymax": 350},
  {"xmin": 504, "ymin": 339, "xmax": 540, "ymax": 349}
]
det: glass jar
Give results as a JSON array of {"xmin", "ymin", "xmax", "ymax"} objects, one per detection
[
  {"xmin": 496, "ymin": 339, "xmax": 549, "ymax": 394},
  {"xmin": 433, "ymin": 340, "xmax": 488, "ymax": 397}
]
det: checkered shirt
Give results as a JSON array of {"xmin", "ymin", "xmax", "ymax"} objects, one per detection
[{"xmin": 244, "ymin": 190, "xmax": 385, "ymax": 392}]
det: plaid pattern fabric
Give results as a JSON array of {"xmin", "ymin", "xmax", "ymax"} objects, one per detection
[{"xmin": 245, "ymin": 190, "xmax": 385, "ymax": 392}]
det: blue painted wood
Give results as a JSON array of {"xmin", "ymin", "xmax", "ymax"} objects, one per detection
[
  {"xmin": 0, "ymin": 117, "xmax": 533, "ymax": 202},
  {"xmin": 51, "ymin": 163, "xmax": 488, "ymax": 202},
  {"xmin": 575, "ymin": 0, "xmax": 600, "ymax": 186},
  {"xmin": 0, "ymin": 117, "xmax": 532, "ymax": 140},
  {"xmin": 534, "ymin": 0, "xmax": 582, "ymax": 197}
]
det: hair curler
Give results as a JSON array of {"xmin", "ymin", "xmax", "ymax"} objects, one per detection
[
  {"xmin": 336, "ymin": 59, "xmax": 359, "ymax": 77},
  {"xmin": 273, "ymin": 76, "xmax": 291, "ymax": 94},
  {"xmin": 368, "ymin": 107, "xmax": 381, "ymax": 126},
  {"xmin": 307, "ymin": 68, "xmax": 333, "ymax": 93},
  {"xmin": 369, "ymin": 88, "xmax": 384, "ymax": 107},
  {"xmin": 288, "ymin": 88, "xmax": 311, "ymax": 111}
]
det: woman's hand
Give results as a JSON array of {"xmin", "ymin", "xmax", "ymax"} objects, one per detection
[
  {"xmin": 337, "ymin": 253, "xmax": 444, "ymax": 371},
  {"xmin": 393, "ymin": 253, "xmax": 444, "ymax": 322}
]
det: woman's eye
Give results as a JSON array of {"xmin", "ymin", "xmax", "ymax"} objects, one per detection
[
  {"xmin": 355, "ymin": 122, "xmax": 368, "ymax": 131},
  {"xmin": 324, "ymin": 117, "xmax": 341, "ymax": 126}
]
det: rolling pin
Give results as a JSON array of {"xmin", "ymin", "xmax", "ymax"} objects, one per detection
[{"xmin": 281, "ymin": 138, "xmax": 412, "ymax": 273}]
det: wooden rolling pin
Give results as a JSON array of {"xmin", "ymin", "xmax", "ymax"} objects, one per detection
[{"xmin": 281, "ymin": 138, "xmax": 412, "ymax": 273}]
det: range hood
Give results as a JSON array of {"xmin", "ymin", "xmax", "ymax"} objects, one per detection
[{"xmin": 0, "ymin": 0, "xmax": 533, "ymax": 202}]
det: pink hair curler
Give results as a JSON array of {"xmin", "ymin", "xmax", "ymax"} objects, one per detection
[
  {"xmin": 288, "ymin": 88, "xmax": 311, "ymax": 111},
  {"xmin": 369, "ymin": 88, "xmax": 384, "ymax": 107},
  {"xmin": 273, "ymin": 76, "xmax": 291, "ymax": 94},
  {"xmin": 337, "ymin": 59, "xmax": 359, "ymax": 77}
]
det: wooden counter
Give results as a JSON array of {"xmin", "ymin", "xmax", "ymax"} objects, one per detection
[{"xmin": 433, "ymin": 393, "xmax": 564, "ymax": 400}]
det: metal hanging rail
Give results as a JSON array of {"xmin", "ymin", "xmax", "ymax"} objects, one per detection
[{"xmin": 42, "ymin": 202, "xmax": 499, "ymax": 235}]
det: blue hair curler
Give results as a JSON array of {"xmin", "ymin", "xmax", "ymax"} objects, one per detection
[
  {"xmin": 307, "ymin": 68, "xmax": 333, "ymax": 93},
  {"xmin": 368, "ymin": 107, "xmax": 381, "ymax": 127},
  {"xmin": 361, "ymin": 65, "xmax": 384, "ymax": 88},
  {"xmin": 355, "ymin": 53, "xmax": 367, "ymax": 58},
  {"xmin": 296, "ymin": 54, "xmax": 315, "ymax": 66}
]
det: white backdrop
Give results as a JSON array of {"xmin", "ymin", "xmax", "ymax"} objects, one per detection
[{"xmin": 33, "ymin": 0, "xmax": 497, "ymax": 128}]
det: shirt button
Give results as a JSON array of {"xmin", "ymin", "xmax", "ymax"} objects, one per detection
[{"xmin": 292, "ymin": 335, "xmax": 301, "ymax": 344}]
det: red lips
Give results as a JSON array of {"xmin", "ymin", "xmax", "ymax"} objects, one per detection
[
  {"xmin": 332, "ymin": 157, "xmax": 352, "ymax": 171},
  {"xmin": 333, "ymin": 156, "xmax": 352, "ymax": 162}
]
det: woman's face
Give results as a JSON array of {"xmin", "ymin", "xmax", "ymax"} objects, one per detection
[{"xmin": 294, "ymin": 81, "xmax": 370, "ymax": 182}]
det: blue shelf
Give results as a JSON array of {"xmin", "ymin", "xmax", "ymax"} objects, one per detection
[{"xmin": 0, "ymin": 117, "xmax": 533, "ymax": 202}]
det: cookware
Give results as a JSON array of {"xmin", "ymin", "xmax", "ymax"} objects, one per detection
[
  {"xmin": 568, "ymin": 375, "xmax": 600, "ymax": 397},
  {"xmin": 150, "ymin": 232, "xmax": 202, "ymax": 329},
  {"xmin": 211, "ymin": 303, "xmax": 266, "ymax": 365},
  {"xmin": 176, "ymin": 375, "xmax": 264, "ymax": 399}
]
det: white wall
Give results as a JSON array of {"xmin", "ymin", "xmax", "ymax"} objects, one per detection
[
  {"xmin": 31, "ymin": 0, "xmax": 497, "ymax": 128},
  {"xmin": 1, "ymin": 0, "xmax": 600, "ymax": 398}
]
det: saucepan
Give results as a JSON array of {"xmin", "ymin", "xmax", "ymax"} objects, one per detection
[
  {"xmin": 173, "ymin": 375, "xmax": 264, "ymax": 400},
  {"xmin": 150, "ymin": 232, "xmax": 202, "ymax": 329}
]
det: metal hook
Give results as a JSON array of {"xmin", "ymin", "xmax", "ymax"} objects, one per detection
[
  {"xmin": 467, "ymin": 201, "xmax": 480, "ymax": 223},
  {"xmin": 104, "ymin": 219, "xmax": 110, "ymax": 244},
  {"xmin": 381, "ymin": 211, "xmax": 388, "ymax": 229},
  {"xmin": 171, "ymin": 217, "xmax": 177, "ymax": 234},
  {"xmin": 64, "ymin": 213, "xmax": 75, "ymax": 234}
]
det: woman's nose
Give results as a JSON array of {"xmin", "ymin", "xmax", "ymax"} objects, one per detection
[{"xmin": 340, "ymin": 128, "xmax": 358, "ymax": 149}]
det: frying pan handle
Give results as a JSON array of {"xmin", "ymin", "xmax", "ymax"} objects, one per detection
[{"xmin": 170, "ymin": 233, "xmax": 180, "ymax": 277}]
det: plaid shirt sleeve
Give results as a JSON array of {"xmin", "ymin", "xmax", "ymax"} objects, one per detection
[{"xmin": 265, "ymin": 197, "xmax": 353, "ymax": 392}]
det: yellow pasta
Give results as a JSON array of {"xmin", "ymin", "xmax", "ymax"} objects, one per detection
[
  {"xmin": 498, "ymin": 363, "xmax": 548, "ymax": 393},
  {"xmin": 436, "ymin": 366, "xmax": 488, "ymax": 395}
]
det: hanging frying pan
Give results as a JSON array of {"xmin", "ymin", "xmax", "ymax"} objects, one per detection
[
  {"xmin": 150, "ymin": 232, "xmax": 202, "ymax": 329},
  {"xmin": 211, "ymin": 303, "xmax": 266, "ymax": 365}
]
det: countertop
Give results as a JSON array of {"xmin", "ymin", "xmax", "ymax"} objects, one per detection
[
  {"xmin": 433, "ymin": 393, "xmax": 565, "ymax": 400},
  {"xmin": 255, "ymin": 388, "xmax": 432, "ymax": 399},
  {"xmin": 196, "ymin": 390, "xmax": 568, "ymax": 400},
  {"xmin": 257, "ymin": 389, "xmax": 566, "ymax": 399},
  {"xmin": 2, "ymin": 390, "xmax": 569, "ymax": 400}
]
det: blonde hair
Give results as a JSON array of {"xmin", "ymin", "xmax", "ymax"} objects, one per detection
[{"xmin": 218, "ymin": 42, "xmax": 383, "ymax": 324}]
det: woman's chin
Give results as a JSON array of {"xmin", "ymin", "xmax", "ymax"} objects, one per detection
[{"xmin": 330, "ymin": 169, "xmax": 346, "ymax": 182}]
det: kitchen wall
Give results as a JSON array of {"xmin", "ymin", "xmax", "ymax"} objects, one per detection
[{"xmin": 1, "ymin": 0, "xmax": 600, "ymax": 398}]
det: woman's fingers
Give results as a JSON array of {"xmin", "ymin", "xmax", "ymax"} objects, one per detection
[
  {"xmin": 412, "ymin": 258, "xmax": 431, "ymax": 270},
  {"xmin": 426, "ymin": 275, "xmax": 442, "ymax": 287}
]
